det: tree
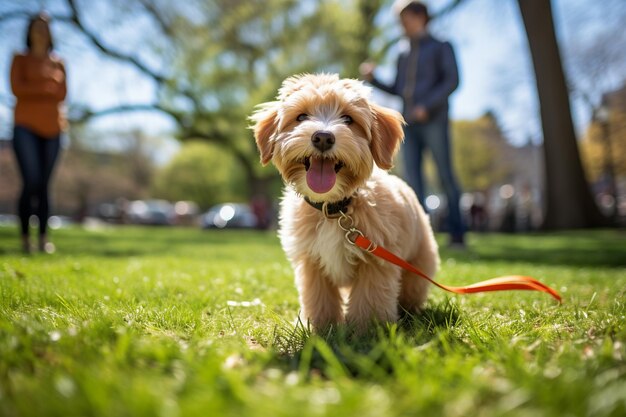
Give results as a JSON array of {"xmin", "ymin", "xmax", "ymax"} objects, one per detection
[
  {"xmin": 1, "ymin": 0, "xmax": 391, "ymax": 202},
  {"xmin": 53, "ymin": 129, "xmax": 158, "ymax": 219},
  {"xmin": 3, "ymin": 0, "xmax": 615, "ymax": 229},
  {"xmin": 517, "ymin": 0, "xmax": 609, "ymax": 229},
  {"xmin": 561, "ymin": 1, "xmax": 626, "ymax": 117},
  {"xmin": 0, "ymin": 126, "xmax": 159, "ymax": 220},
  {"xmin": 358, "ymin": 0, "xmax": 610, "ymax": 228},
  {"xmin": 452, "ymin": 112, "xmax": 514, "ymax": 192},
  {"xmin": 151, "ymin": 141, "xmax": 248, "ymax": 210},
  {"xmin": 396, "ymin": 0, "xmax": 614, "ymax": 229},
  {"xmin": 580, "ymin": 84, "xmax": 626, "ymax": 182}
]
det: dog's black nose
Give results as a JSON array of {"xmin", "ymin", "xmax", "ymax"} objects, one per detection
[{"xmin": 311, "ymin": 131, "xmax": 335, "ymax": 152}]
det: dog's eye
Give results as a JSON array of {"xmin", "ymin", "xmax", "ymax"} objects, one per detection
[
  {"xmin": 341, "ymin": 115, "xmax": 353, "ymax": 125},
  {"xmin": 296, "ymin": 114, "xmax": 309, "ymax": 122}
]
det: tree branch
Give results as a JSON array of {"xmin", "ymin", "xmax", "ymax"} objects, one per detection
[
  {"xmin": 0, "ymin": 3, "xmax": 168, "ymax": 84},
  {"xmin": 369, "ymin": 0, "xmax": 468, "ymax": 61},
  {"xmin": 0, "ymin": 10, "xmax": 74, "ymax": 25},
  {"xmin": 136, "ymin": 0, "xmax": 174, "ymax": 37},
  {"xmin": 433, "ymin": 0, "xmax": 467, "ymax": 18},
  {"xmin": 69, "ymin": 103, "xmax": 182, "ymax": 125},
  {"xmin": 65, "ymin": 0, "xmax": 167, "ymax": 84},
  {"xmin": 68, "ymin": 104, "xmax": 259, "ymax": 178},
  {"xmin": 180, "ymin": 129, "xmax": 259, "ymax": 182},
  {"xmin": 2, "ymin": 2, "xmax": 205, "ymax": 123}
]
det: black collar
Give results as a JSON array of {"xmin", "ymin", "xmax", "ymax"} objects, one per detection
[{"xmin": 304, "ymin": 196, "xmax": 352, "ymax": 217}]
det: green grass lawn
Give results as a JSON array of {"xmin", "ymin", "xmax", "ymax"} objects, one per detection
[{"xmin": 1, "ymin": 225, "xmax": 625, "ymax": 417}]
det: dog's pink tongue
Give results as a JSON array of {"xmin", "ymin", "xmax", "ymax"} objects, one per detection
[{"xmin": 306, "ymin": 157, "xmax": 336, "ymax": 194}]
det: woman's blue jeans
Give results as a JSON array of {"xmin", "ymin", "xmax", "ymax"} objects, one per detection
[
  {"xmin": 402, "ymin": 120, "xmax": 465, "ymax": 239},
  {"xmin": 12, "ymin": 125, "xmax": 61, "ymax": 236}
]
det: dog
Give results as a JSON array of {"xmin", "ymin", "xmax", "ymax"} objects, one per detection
[{"xmin": 251, "ymin": 73, "xmax": 439, "ymax": 331}]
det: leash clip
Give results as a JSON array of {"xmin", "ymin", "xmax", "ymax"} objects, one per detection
[
  {"xmin": 336, "ymin": 211, "xmax": 375, "ymax": 251},
  {"xmin": 329, "ymin": 205, "xmax": 560, "ymax": 302}
]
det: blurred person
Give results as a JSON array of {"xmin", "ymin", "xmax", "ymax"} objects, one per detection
[
  {"xmin": 516, "ymin": 183, "xmax": 535, "ymax": 232},
  {"xmin": 360, "ymin": 0, "xmax": 465, "ymax": 247},
  {"xmin": 10, "ymin": 13, "xmax": 67, "ymax": 253},
  {"xmin": 470, "ymin": 192, "xmax": 488, "ymax": 232},
  {"xmin": 251, "ymin": 194, "xmax": 271, "ymax": 230}
]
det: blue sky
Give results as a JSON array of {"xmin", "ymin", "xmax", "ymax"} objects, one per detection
[{"xmin": 1, "ymin": 0, "xmax": 624, "ymax": 159}]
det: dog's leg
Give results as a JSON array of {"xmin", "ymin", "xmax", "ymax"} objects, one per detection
[
  {"xmin": 398, "ymin": 240, "xmax": 439, "ymax": 314},
  {"xmin": 346, "ymin": 262, "xmax": 401, "ymax": 330},
  {"xmin": 295, "ymin": 259, "xmax": 344, "ymax": 330},
  {"xmin": 398, "ymin": 269, "xmax": 431, "ymax": 314}
]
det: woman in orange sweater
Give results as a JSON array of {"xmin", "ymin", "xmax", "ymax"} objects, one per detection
[{"xmin": 10, "ymin": 13, "xmax": 66, "ymax": 253}]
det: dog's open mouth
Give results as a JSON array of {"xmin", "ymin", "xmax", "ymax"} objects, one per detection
[{"xmin": 303, "ymin": 156, "xmax": 344, "ymax": 194}]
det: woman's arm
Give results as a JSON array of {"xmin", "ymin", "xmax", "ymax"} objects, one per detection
[{"xmin": 53, "ymin": 60, "xmax": 67, "ymax": 101}]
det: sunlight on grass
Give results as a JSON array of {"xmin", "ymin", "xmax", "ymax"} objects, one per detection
[{"xmin": 1, "ymin": 226, "xmax": 625, "ymax": 416}]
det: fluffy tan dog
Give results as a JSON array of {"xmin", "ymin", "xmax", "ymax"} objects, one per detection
[{"xmin": 251, "ymin": 73, "xmax": 439, "ymax": 331}]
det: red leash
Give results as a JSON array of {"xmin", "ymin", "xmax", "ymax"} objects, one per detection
[
  {"xmin": 333, "ymin": 209, "xmax": 562, "ymax": 303},
  {"xmin": 353, "ymin": 234, "xmax": 562, "ymax": 302}
]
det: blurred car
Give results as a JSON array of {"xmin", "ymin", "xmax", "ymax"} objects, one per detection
[
  {"xmin": 201, "ymin": 203, "xmax": 258, "ymax": 229},
  {"xmin": 127, "ymin": 200, "xmax": 175, "ymax": 226},
  {"xmin": 173, "ymin": 200, "xmax": 200, "ymax": 226},
  {"xmin": 47, "ymin": 215, "xmax": 75, "ymax": 230},
  {"xmin": 97, "ymin": 201, "xmax": 124, "ymax": 223},
  {"xmin": 0, "ymin": 214, "xmax": 18, "ymax": 227}
]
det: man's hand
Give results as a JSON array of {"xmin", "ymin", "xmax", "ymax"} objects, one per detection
[{"xmin": 413, "ymin": 105, "xmax": 428, "ymax": 122}]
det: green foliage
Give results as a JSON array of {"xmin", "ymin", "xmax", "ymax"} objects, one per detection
[
  {"xmin": 452, "ymin": 113, "xmax": 514, "ymax": 192},
  {"xmin": 154, "ymin": 0, "xmax": 391, "ymax": 192},
  {"xmin": 151, "ymin": 141, "xmax": 247, "ymax": 209},
  {"xmin": 0, "ymin": 226, "xmax": 625, "ymax": 416},
  {"xmin": 581, "ymin": 103, "xmax": 626, "ymax": 181}
]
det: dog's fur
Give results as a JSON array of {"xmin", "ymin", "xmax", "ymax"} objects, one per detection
[{"xmin": 251, "ymin": 74, "xmax": 439, "ymax": 330}]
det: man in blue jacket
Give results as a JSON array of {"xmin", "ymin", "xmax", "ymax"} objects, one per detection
[{"xmin": 361, "ymin": 0, "xmax": 465, "ymax": 247}]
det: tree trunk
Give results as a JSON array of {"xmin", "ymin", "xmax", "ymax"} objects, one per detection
[{"xmin": 517, "ymin": 0, "xmax": 609, "ymax": 229}]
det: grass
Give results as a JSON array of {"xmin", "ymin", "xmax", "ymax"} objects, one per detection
[{"xmin": 0, "ymin": 225, "xmax": 625, "ymax": 417}]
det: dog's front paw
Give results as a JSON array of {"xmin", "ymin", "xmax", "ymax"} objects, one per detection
[
  {"xmin": 345, "ymin": 309, "xmax": 398, "ymax": 334},
  {"xmin": 301, "ymin": 309, "xmax": 345, "ymax": 333}
]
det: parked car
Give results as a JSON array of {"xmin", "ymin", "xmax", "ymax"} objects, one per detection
[
  {"xmin": 201, "ymin": 203, "xmax": 258, "ymax": 229},
  {"xmin": 0, "ymin": 214, "xmax": 18, "ymax": 227},
  {"xmin": 127, "ymin": 200, "xmax": 175, "ymax": 226},
  {"xmin": 97, "ymin": 201, "xmax": 124, "ymax": 223},
  {"xmin": 173, "ymin": 201, "xmax": 200, "ymax": 226},
  {"xmin": 47, "ymin": 215, "xmax": 75, "ymax": 230}
]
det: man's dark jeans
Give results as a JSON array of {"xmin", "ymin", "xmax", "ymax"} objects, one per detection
[
  {"xmin": 402, "ymin": 120, "xmax": 464, "ymax": 240},
  {"xmin": 12, "ymin": 125, "xmax": 61, "ymax": 236}
]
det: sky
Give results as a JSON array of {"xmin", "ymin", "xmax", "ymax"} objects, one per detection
[{"xmin": 0, "ymin": 0, "xmax": 624, "ymax": 161}]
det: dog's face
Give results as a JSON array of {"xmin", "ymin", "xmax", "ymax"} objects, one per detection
[{"xmin": 251, "ymin": 73, "xmax": 404, "ymax": 202}]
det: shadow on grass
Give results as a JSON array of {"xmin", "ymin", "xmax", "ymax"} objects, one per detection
[
  {"xmin": 3, "ymin": 226, "xmax": 623, "ymax": 268},
  {"xmin": 268, "ymin": 300, "xmax": 463, "ymax": 379},
  {"xmin": 441, "ymin": 230, "xmax": 626, "ymax": 268},
  {"xmin": 0, "ymin": 226, "xmax": 279, "ymax": 258}
]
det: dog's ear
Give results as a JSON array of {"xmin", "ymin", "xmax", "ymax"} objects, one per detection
[
  {"xmin": 370, "ymin": 103, "xmax": 405, "ymax": 170},
  {"xmin": 250, "ymin": 102, "xmax": 279, "ymax": 165}
]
